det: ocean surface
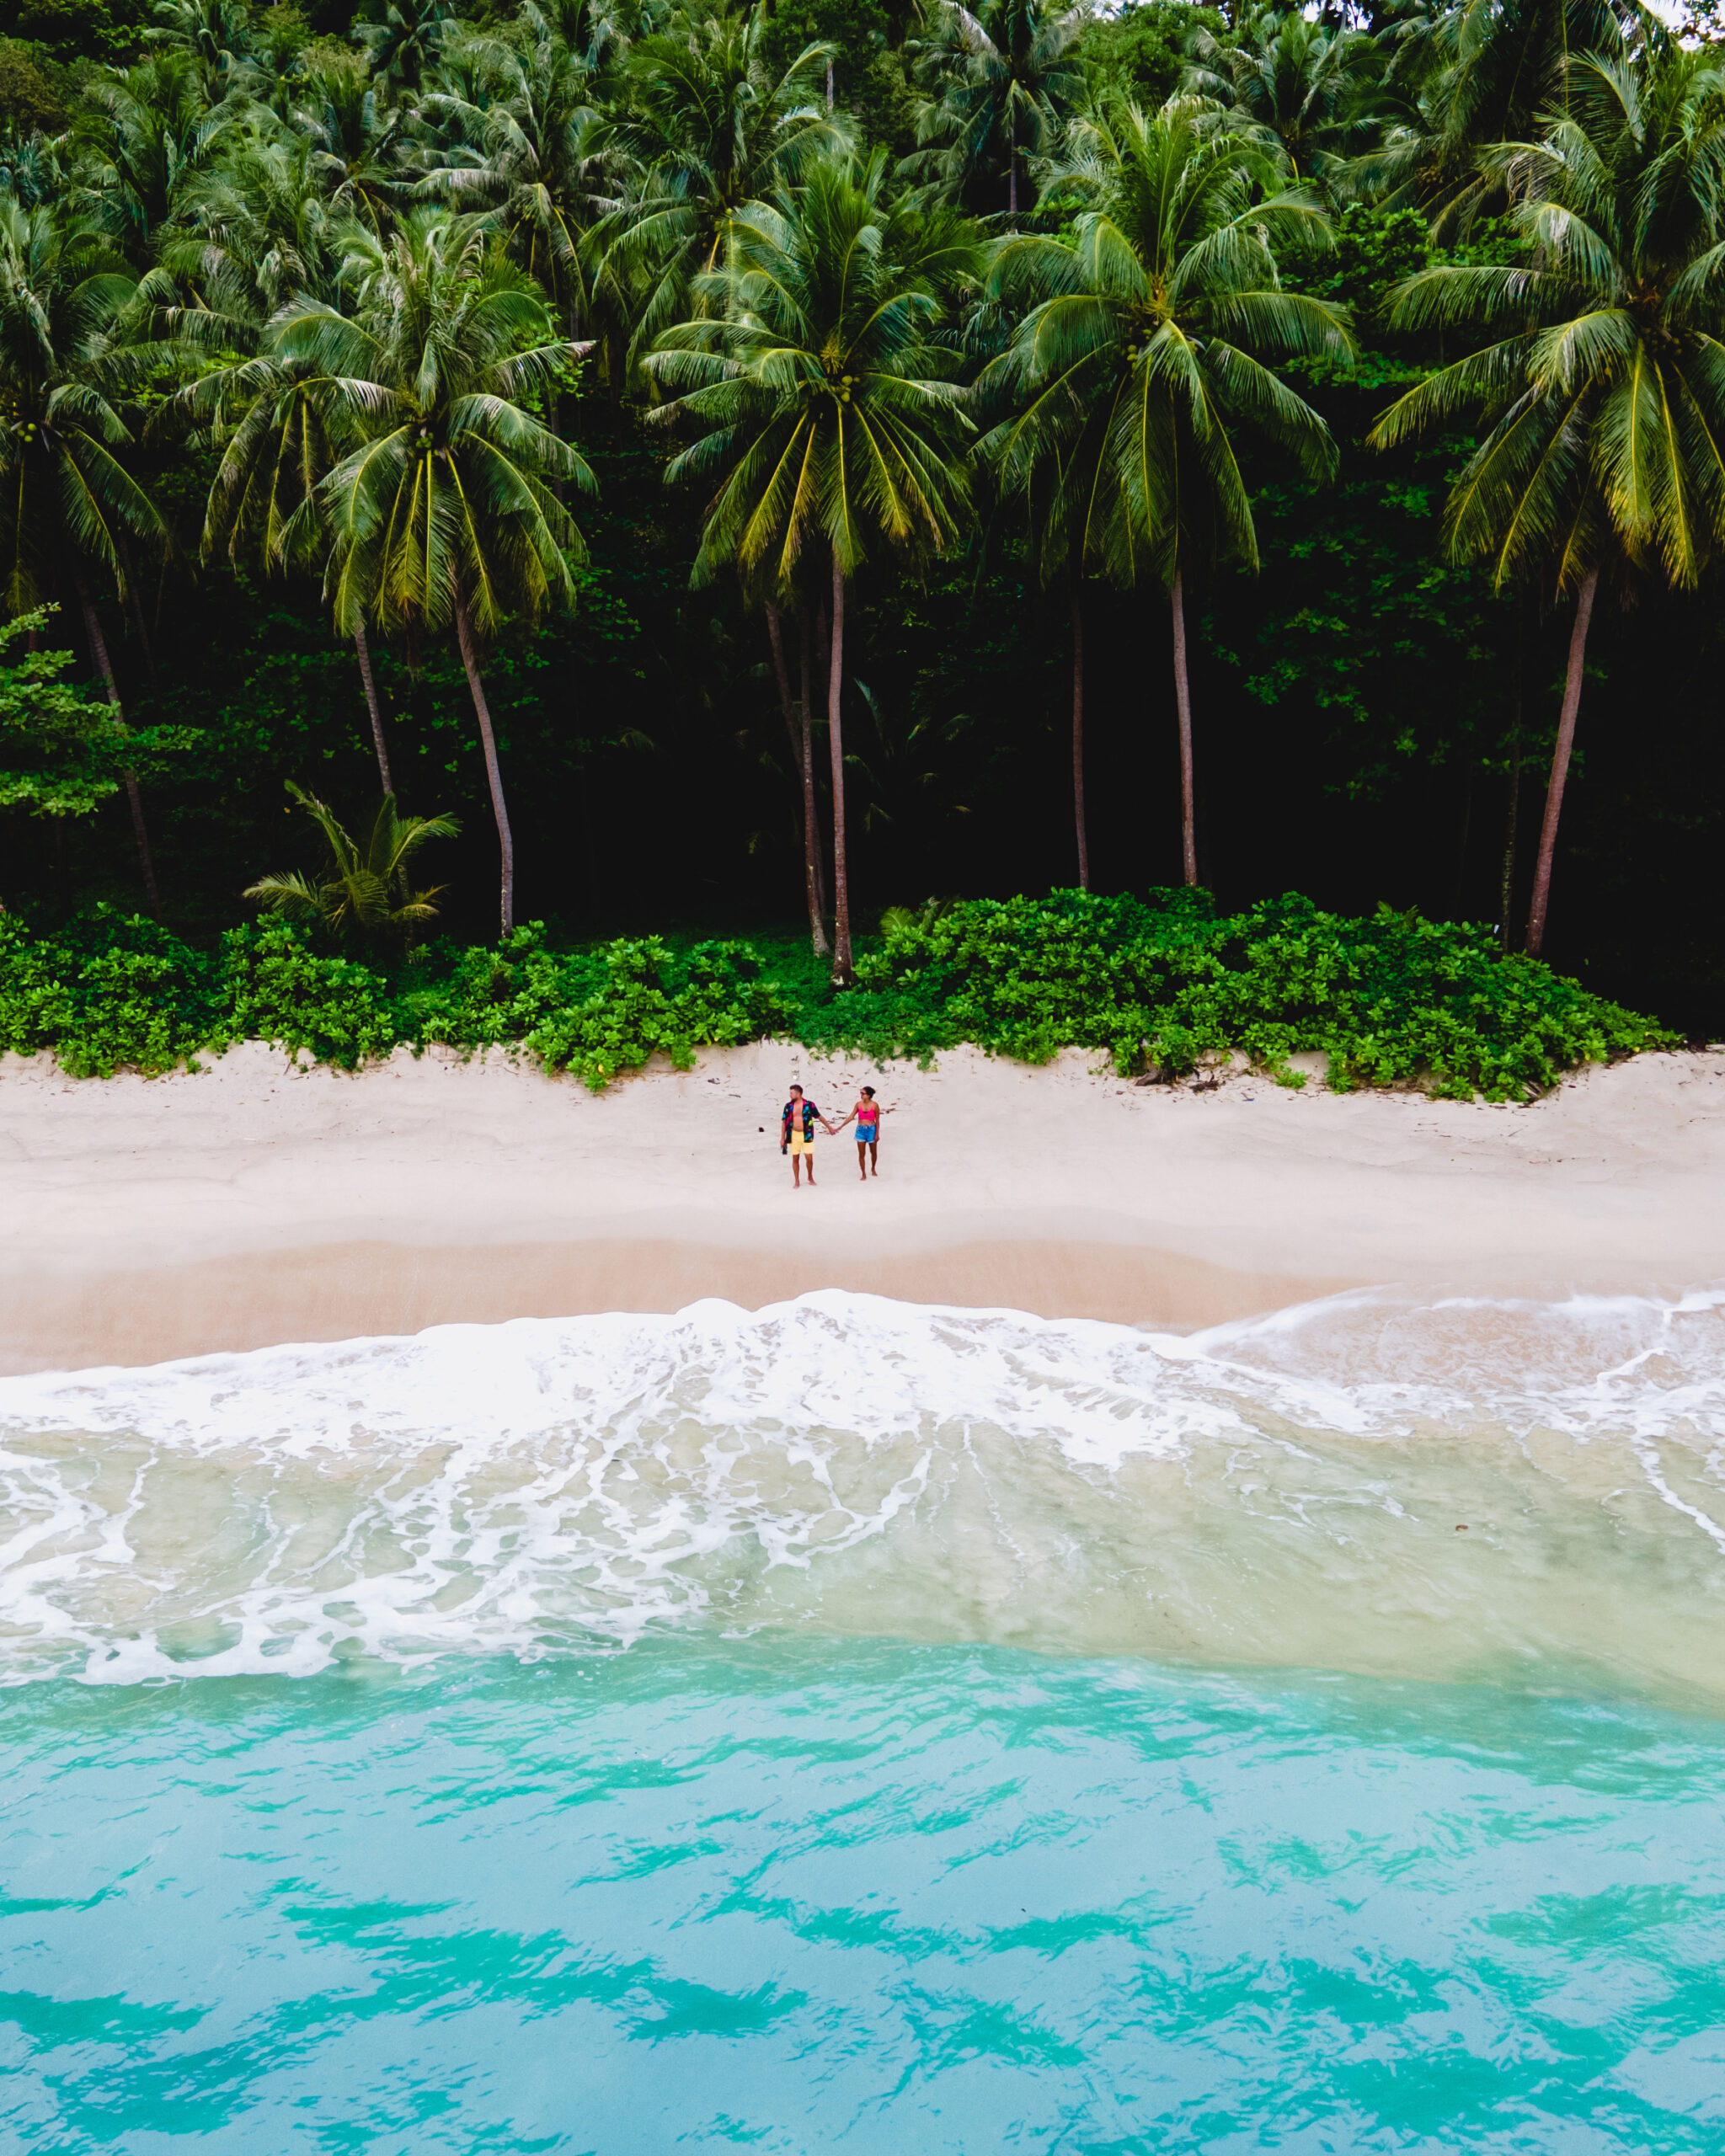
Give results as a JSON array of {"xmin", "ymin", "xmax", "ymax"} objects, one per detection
[{"xmin": 3, "ymin": 1288, "xmax": 1723, "ymax": 2151}]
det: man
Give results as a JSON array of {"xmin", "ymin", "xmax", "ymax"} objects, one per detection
[{"xmin": 779, "ymin": 1083, "xmax": 836, "ymax": 1188}]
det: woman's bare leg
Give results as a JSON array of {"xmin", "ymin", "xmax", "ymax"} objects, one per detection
[
  {"xmin": 868, "ymin": 1141, "xmax": 879, "ymax": 1177},
  {"xmin": 857, "ymin": 1143, "xmax": 868, "ymax": 1181}
]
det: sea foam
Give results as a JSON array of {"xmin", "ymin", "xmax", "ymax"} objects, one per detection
[{"xmin": 1, "ymin": 1288, "xmax": 1722, "ymax": 1696}]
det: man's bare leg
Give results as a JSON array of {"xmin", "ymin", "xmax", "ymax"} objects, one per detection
[{"xmin": 791, "ymin": 1151, "xmax": 803, "ymax": 1187}]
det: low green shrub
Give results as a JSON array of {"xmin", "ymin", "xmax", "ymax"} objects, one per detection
[
  {"xmin": 220, "ymin": 921, "xmax": 400, "ymax": 1069},
  {"xmin": 520, "ymin": 937, "xmax": 790, "ymax": 1090},
  {"xmin": 0, "ymin": 910, "xmax": 216, "ymax": 1076},
  {"xmin": 806, "ymin": 889, "xmax": 1671, "ymax": 1101},
  {"xmin": 0, "ymin": 890, "xmax": 1675, "ymax": 1099}
]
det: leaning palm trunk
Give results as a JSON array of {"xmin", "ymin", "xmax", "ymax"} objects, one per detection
[
  {"xmin": 798, "ymin": 609, "xmax": 830, "ymax": 926},
  {"xmin": 74, "ymin": 563, "xmax": 160, "ymax": 915},
  {"xmin": 1071, "ymin": 584, "xmax": 1089, "ymax": 890},
  {"xmin": 118, "ymin": 536, "xmax": 159, "ymax": 695},
  {"xmin": 1171, "ymin": 567, "xmax": 1198, "ymax": 887},
  {"xmin": 454, "ymin": 594, "xmax": 516, "ymax": 937},
  {"xmin": 1525, "ymin": 566, "xmax": 1599, "ymax": 960},
  {"xmin": 828, "ymin": 546, "xmax": 853, "ymax": 986},
  {"xmin": 766, "ymin": 602, "xmax": 829, "ymax": 957},
  {"xmin": 353, "ymin": 621, "xmax": 393, "ymax": 796},
  {"xmin": 1500, "ymin": 593, "xmax": 1524, "ymax": 952}
]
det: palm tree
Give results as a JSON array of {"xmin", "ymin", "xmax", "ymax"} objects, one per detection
[
  {"xmin": 276, "ymin": 211, "xmax": 595, "ymax": 935},
  {"xmin": 1183, "ymin": 9, "xmax": 1384, "ymax": 189},
  {"xmin": 158, "ymin": 130, "xmax": 347, "ymax": 318},
  {"xmin": 981, "ymin": 99, "xmax": 1353, "ymax": 885},
  {"xmin": 144, "ymin": 0, "xmax": 257, "ymax": 109},
  {"xmin": 294, "ymin": 51, "xmax": 415, "ymax": 232},
  {"xmin": 649, "ymin": 152, "xmax": 982, "ymax": 982},
  {"xmin": 1370, "ymin": 44, "xmax": 1725, "ymax": 955},
  {"xmin": 245, "ymin": 778, "xmax": 458, "ymax": 939},
  {"xmin": 1357, "ymin": 0, "xmax": 1635, "ymax": 235},
  {"xmin": 71, "ymin": 51, "xmax": 245, "ymax": 263},
  {"xmin": 415, "ymin": 22, "xmax": 617, "ymax": 343},
  {"xmin": 187, "ymin": 337, "xmax": 403, "ymax": 795},
  {"xmin": 358, "ymin": 0, "xmax": 457, "ymax": 103},
  {"xmin": 597, "ymin": 10, "xmax": 843, "ymax": 383},
  {"xmin": 149, "ymin": 133, "xmax": 404, "ymax": 791},
  {"xmin": 905, "ymin": 0, "xmax": 1087, "ymax": 216},
  {"xmin": 0, "ymin": 200, "xmax": 170, "ymax": 908}
]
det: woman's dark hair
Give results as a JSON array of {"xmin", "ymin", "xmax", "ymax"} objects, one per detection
[{"xmin": 861, "ymin": 1086, "xmax": 875, "ymax": 1098}]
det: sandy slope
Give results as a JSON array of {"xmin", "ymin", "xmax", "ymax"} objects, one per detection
[{"xmin": 3, "ymin": 1038, "xmax": 1723, "ymax": 1371}]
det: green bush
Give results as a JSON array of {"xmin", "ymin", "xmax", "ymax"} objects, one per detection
[
  {"xmin": 219, "ymin": 921, "xmax": 400, "ymax": 1070},
  {"xmin": 521, "ymin": 937, "xmax": 790, "ymax": 1090},
  {"xmin": 807, "ymin": 889, "xmax": 1672, "ymax": 1101},
  {"xmin": 0, "ymin": 892, "xmax": 1675, "ymax": 1099},
  {"xmin": 404, "ymin": 921, "xmax": 600, "ymax": 1048},
  {"xmin": 0, "ymin": 909, "xmax": 216, "ymax": 1076}
]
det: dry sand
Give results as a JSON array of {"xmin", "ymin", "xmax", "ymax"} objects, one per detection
[{"xmin": 3, "ymin": 1038, "xmax": 1724, "ymax": 1373}]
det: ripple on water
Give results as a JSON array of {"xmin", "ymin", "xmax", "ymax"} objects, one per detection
[{"xmin": 2, "ymin": 1644, "xmax": 1724, "ymax": 2153}]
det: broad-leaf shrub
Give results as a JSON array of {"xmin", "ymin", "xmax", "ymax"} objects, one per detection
[
  {"xmin": 521, "ymin": 937, "xmax": 789, "ymax": 1090},
  {"xmin": 0, "ymin": 893, "xmax": 1673, "ymax": 1097},
  {"xmin": 0, "ymin": 910, "xmax": 216, "ymax": 1076},
  {"xmin": 810, "ymin": 889, "xmax": 1669, "ymax": 1099},
  {"xmin": 221, "ymin": 921, "xmax": 399, "ymax": 1069}
]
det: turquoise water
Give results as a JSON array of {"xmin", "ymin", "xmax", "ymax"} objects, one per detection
[
  {"xmin": 4, "ymin": 1289, "xmax": 1725, "ymax": 2148},
  {"xmin": 5, "ymin": 1642, "xmax": 1725, "ymax": 2153}
]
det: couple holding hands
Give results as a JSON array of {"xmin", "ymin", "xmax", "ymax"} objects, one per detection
[{"xmin": 779, "ymin": 1083, "xmax": 891, "ymax": 1187}]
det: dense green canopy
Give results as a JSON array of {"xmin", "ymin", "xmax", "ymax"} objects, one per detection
[{"xmin": 0, "ymin": 0, "xmax": 1717, "ymax": 1028}]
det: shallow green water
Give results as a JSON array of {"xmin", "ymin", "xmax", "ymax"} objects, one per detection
[
  {"xmin": 4, "ymin": 1641, "xmax": 1725, "ymax": 2153},
  {"xmin": 3, "ymin": 1289, "xmax": 1724, "ymax": 2148}
]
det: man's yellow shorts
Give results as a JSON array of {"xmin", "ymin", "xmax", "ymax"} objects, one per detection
[{"xmin": 788, "ymin": 1134, "xmax": 814, "ymax": 1155}]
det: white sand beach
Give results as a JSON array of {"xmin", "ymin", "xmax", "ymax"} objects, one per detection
[{"xmin": 3, "ymin": 1038, "xmax": 1723, "ymax": 1373}]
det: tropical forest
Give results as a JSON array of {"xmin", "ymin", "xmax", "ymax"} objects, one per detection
[{"xmin": 0, "ymin": 0, "xmax": 1717, "ymax": 1091}]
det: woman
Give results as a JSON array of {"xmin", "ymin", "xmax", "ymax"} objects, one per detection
[{"xmin": 835, "ymin": 1085, "xmax": 890, "ymax": 1180}]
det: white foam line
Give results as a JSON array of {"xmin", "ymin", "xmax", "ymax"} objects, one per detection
[{"xmin": 1, "ymin": 1285, "xmax": 1722, "ymax": 1685}]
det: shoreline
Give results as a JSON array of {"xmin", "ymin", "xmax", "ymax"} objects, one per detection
[
  {"xmin": 0, "ymin": 1236, "xmax": 1365, "ymax": 1375},
  {"xmin": 4, "ymin": 1038, "xmax": 1725, "ymax": 1374}
]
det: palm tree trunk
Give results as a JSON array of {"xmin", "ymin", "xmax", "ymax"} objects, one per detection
[
  {"xmin": 1499, "ymin": 592, "xmax": 1524, "ymax": 952},
  {"xmin": 353, "ymin": 620, "xmax": 393, "ymax": 796},
  {"xmin": 606, "ymin": 330, "xmax": 624, "ymax": 430},
  {"xmin": 799, "ymin": 606, "xmax": 830, "ymax": 926},
  {"xmin": 828, "ymin": 544, "xmax": 853, "ymax": 986},
  {"xmin": 1171, "ymin": 567, "xmax": 1198, "ymax": 887},
  {"xmin": 768, "ymin": 601, "xmax": 830, "ymax": 957},
  {"xmin": 118, "ymin": 536, "xmax": 158, "ymax": 695},
  {"xmin": 1525, "ymin": 565, "xmax": 1599, "ymax": 960},
  {"xmin": 455, "ymin": 594, "xmax": 515, "ymax": 938},
  {"xmin": 74, "ymin": 563, "xmax": 160, "ymax": 916},
  {"xmin": 1071, "ymin": 584, "xmax": 1089, "ymax": 891}
]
